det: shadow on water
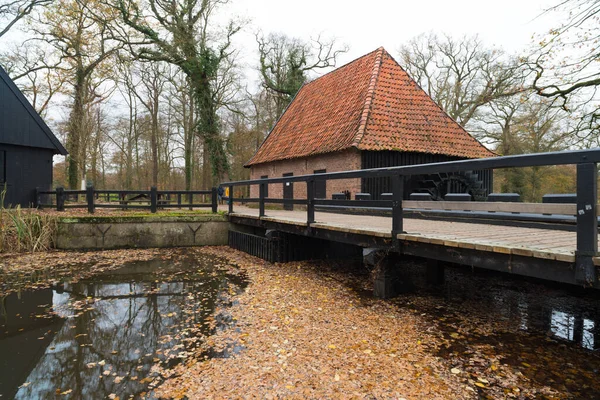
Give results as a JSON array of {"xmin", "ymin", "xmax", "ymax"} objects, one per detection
[{"xmin": 0, "ymin": 256, "xmax": 246, "ymax": 399}]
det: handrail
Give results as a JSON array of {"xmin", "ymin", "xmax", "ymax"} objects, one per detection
[
  {"xmin": 223, "ymin": 148, "xmax": 600, "ymax": 186},
  {"xmin": 35, "ymin": 186, "xmax": 219, "ymax": 214},
  {"xmin": 220, "ymin": 148, "xmax": 600, "ymax": 286}
]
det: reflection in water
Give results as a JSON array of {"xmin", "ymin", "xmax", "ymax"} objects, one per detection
[
  {"xmin": 389, "ymin": 262, "xmax": 600, "ymax": 397},
  {"xmin": 418, "ymin": 265, "xmax": 600, "ymax": 350},
  {"xmin": 0, "ymin": 258, "xmax": 245, "ymax": 399}
]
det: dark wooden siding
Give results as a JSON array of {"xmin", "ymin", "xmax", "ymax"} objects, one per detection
[
  {"xmin": 0, "ymin": 73, "xmax": 61, "ymax": 151},
  {"xmin": 361, "ymin": 151, "xmax": 493, "ymax": 200},
  {"xmin": 0, "ymin": 144, "xmax": 53, "ymax": 207}
]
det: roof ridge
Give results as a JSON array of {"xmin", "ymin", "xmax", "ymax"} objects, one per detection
[
  {"xmin": 352, "ymin": 47, "xmax": 384, "ymax": 147},
  {"xmin": 302, "ymin": 47, "xmax": 383, "ymax": 89}
]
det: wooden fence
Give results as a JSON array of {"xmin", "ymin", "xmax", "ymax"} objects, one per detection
[{"xmin": 35, "ymin": 186, "xmax": 218, "ymax": 214}]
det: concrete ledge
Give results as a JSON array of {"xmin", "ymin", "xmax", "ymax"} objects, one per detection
[{"xmin": 56, "ymin": 214, "xmax": 229, "ymax": 250}]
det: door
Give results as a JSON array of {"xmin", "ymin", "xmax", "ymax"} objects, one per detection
[
  {"xmin": 260, "ymin": 175, "xmax": 269, "ymax": 197},
  {"xmin": 314, "ymin": 169, "xmax": 326, "ymax": 199},
  {"xmin": 283, "ymin": 172, "xmax": 293, "ymax": 210}
]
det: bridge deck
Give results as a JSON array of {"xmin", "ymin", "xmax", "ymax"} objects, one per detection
[{"xmin": 226, "ymin": 206, "xmax": 600, "ymax": 266}]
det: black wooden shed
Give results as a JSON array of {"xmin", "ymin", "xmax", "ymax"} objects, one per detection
[{"xmin": 0, "ymin": 65, "xmax": 67, "ymax": 207}]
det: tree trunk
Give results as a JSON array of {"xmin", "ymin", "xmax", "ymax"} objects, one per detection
[{"xmin": 67, "ymin": 69, "xmax": 86, "ymax": 189}]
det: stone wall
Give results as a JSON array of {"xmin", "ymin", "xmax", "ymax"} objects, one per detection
[
  {"xmin": 249, "ymin": 149, "xmax": 362, "ymax": 200},
  {"xmin": 56, "ymin": 215, "xmax": 229, "ymax": 250}
]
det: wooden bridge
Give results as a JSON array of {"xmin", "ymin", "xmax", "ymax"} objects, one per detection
[{"xmin": 223, "ymin": 149, "xmax": 600, "ymax": 292}]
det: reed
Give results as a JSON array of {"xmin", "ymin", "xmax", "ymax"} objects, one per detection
[{"xmin": 0, "ymin": 188, "xmax": 57, "ymax": 253}]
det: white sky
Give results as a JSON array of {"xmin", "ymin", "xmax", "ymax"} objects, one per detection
[
  {"xmin": 0, "ymin": 0, "xmax": 567, "ymax": 166},
  {"xmin": 227, "ymin": 0, "xmax": 562, "ymax": 82}
]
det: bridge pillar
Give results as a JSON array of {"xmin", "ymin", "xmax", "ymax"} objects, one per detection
[
  {"xmin": 365, "ymin": 249, "xmax": 404, "ymax": 299},
  {"xmin": 426, "ymin": 259, "xmax": 445, "ymax": 285}
]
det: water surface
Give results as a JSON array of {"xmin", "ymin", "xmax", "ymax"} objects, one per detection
[{"xmin": 0, "ymin": 256, "xmax": 245, "ymax": 399}]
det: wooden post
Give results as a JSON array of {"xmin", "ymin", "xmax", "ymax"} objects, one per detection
[
  {"xmin": 307, "ymin": 178, "xmax": 315, "ymax": 224},
  {"xmin": 177, "ymin": 193, "xmax": 182, "ymax": 209},
  {"xmin": 86, "ymin": 185, "xmax": 95, "ymax": 214},
  {"xmin": 259, "ymin": 183, "xmax": 265, "ymax": 217},
  {"xmin": 150, "ymin": 186, "xmax": 158, "ymax": 213},
  {"xmin": 391, "ymin": 175, "xmax": 404, "ymax": 239},
  {"xmin": 228, "ymin": 185, "xmax": 234, "ymax": 214},
  {"xmin": 211, "ymin": 187, "xmax": 218, "ymax": 213},
  {"xmin": 188, "ymin": 191, "xmax": 194, "ymax": 211},
  {"xmin": 575, "ymin": 163, "xmax": 598, "ymax": 285},
  {"xmin": 56, "ymin": 187, "xmax": 65, "ymax": 211}
]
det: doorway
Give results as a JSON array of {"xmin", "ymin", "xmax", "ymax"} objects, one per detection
[
  {"xmin": 283, "ymin": 172, "xmax": 293, "ymax": 210},
  {"xmin": 314, "ymin": 169, "xmax": 326, "ymax": 199}
]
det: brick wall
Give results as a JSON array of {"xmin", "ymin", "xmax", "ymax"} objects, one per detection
[{"xmin": 249, "ymin": 149, "xmax": 362, "ymax": 200}]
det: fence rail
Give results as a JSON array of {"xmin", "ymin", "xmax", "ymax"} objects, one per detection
[
  {"xmin": 222, "ymin": 148, "xmax": 600, "ymax": 285},
  {"xmin": 35, "ymin": 186, "xmax": 218, "ymax": 214}
]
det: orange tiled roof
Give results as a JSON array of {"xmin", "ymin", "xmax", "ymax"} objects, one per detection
[{"xmin": 245, "ymin": 47, "xmax": 494, "ymax": 166}]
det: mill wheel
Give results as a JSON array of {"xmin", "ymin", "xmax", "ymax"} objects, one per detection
[{"xmin": 412, "ymin": 171, "xmax": 487, "ymax": 201}]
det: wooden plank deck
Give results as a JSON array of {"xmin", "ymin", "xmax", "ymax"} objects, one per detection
[{"xmin": 225, "ymin": 206, "xmax": 600, "ymax": 266}]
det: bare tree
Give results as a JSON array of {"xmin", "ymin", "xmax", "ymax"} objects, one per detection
[
  {"xmin": 113, "ymin": 0, "xmax": 241, "ymax": 186},
  {"xmin": 0, "ymin": 43, "xmax": 67, "ymax": 116},
  {"xmin": 32, "ymin": 0, "xmax": 122, "ymax": 188},
  {"xmin": 0, "ymin": 0, "xmax": 51, "ymax": 38},
  {"xmin": 257, "ymin": 33, "xmax": 347, "ymax": 117},
  {"xmin": 530, "ymin": 0, "xmax": 600, "ymax": 137},
  {"xmin": 399, "ymin": 33, "xmax": 525, "ymax": 129}
]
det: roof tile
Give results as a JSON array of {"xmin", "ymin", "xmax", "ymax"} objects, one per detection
[{"xmin": 246, "ymin": 47, "xmax": 493, "ymax": 166}]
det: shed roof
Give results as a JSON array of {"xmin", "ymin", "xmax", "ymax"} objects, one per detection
[
  {"xmin": 246, "ymin": 47, "xmax": 493, "ymax": 167},
  {"xmin": 0, "ymin": 65, "xmax": 67, "ymax": 155}
]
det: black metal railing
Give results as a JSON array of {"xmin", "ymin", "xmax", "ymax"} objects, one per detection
[
  {"xmin": 222, "ymin": 148, "xmax": 600, "ymax": 285},
  {"xmin": 34, "ymin": 186, "xmax": 218, "ymax": 214}
]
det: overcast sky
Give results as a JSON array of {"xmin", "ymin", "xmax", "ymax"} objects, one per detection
[{"xmin": 227, "ymin": 0, "xmax": 562, "ymax": 82}]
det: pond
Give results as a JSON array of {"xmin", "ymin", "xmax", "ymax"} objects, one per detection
[{"xmin": 0, "ymin": 255, "xmax": 246, "ymax": 399}]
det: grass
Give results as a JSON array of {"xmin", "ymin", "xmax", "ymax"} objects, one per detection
[
  {"xmin": 0, "ymin": 207, "xmax": 57, "ymax": 253},
  {"xmin": 0, "ymin": 189, "xmax": 57, "ymax": 253}
]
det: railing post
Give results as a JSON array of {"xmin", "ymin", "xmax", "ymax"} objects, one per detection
[
  {"xmin": 228, "ymin": 185, "xmax": 234, "ymax": 214},
  {"xmin": 259, "ymin": 183, "xmax": 265, "ymax": 217},
  {"xmin": 188, "ymin": 191, "xmax": 193, "ymax": 211},
  {"xmin": 150, "ymin": 186, "xmax": 158, "ymax": 213},
  {"xmin": 575, "ymin": 163, "xmax": 598, "ymax": 285},
  {"xmin": 391, "ymin": 174, "xmax": 404, "ymax": 240},
  {"xmin": 56, "ymin": 187, "xmax": 65, "ymax": 212},
  {"xmin": 86, "ymin": 185, "xmax": 95, "ymax": 214},
  {"xmin": 211, "ymin": 187, "xmax": 218, "ymax": 213},
  {"xmin": 307, "ymin": 178, "xmax": 315, "ymax": 224},
  {"xmin": 177, "ymin": 193, "xmax": 182, "ymax": 209}
]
